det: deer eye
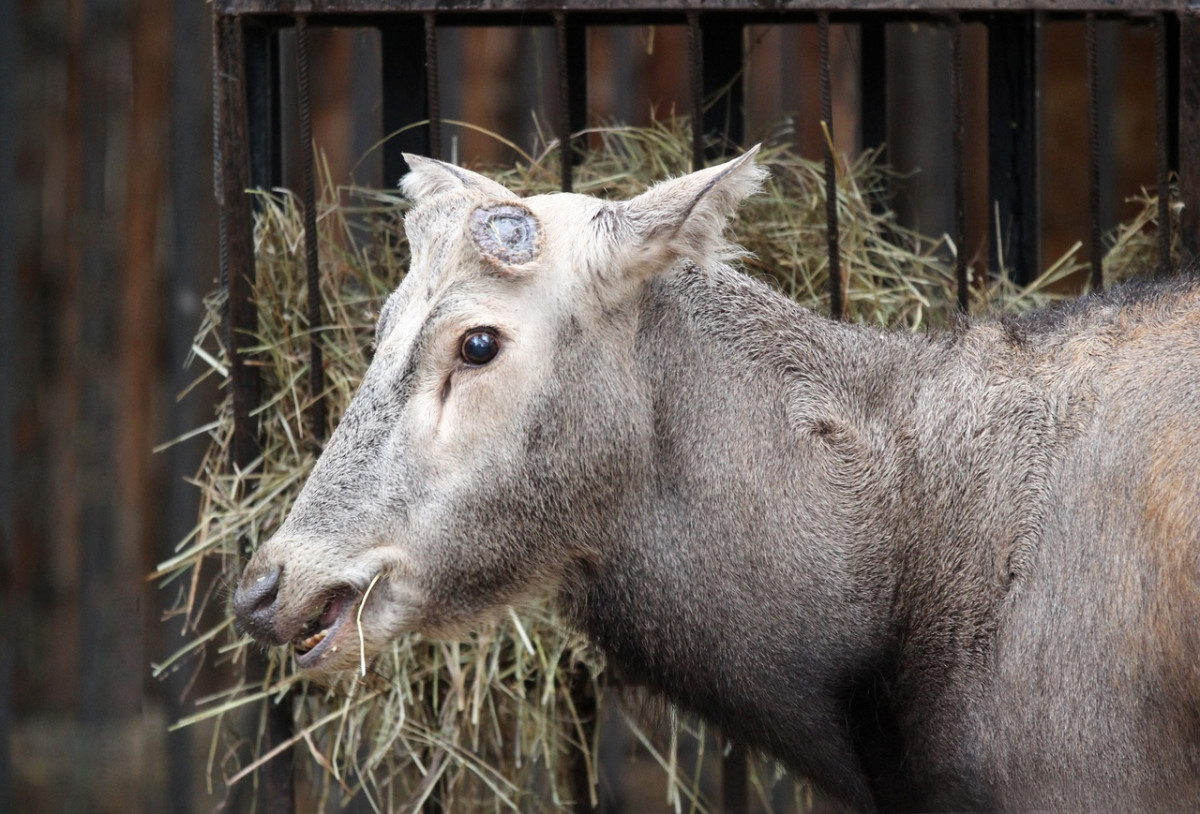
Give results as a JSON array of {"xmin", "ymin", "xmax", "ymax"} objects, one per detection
[{"xmin": 460, "ymin": 330, "xmax": 500, "ymax": 365}]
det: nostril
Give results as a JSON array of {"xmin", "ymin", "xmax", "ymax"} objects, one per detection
[
  {"xmin": 235, "ymin": 564, "xmax": 281, "ymax": 612},
  {"xmin": 250, "ymin": 572, "xmax": 280, "ymax": 613},
  {"xmin": 233, "ymin": 564, "xmax": 283, "ymax": 643}
]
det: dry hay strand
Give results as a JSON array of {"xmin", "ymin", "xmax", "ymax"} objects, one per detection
[{"xmin": 154, "ymin": 117, "xmax": 1175, "ymax": 812}]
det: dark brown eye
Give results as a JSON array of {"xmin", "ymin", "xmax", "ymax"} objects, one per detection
[{"xmin": 460, "ymin": 330, "xmax": 500, "ymax": 365}]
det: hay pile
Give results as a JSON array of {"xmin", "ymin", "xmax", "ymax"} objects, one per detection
[{"xmin": 154, "ymin": 118, "xmax": 1173, "ymax": 812}]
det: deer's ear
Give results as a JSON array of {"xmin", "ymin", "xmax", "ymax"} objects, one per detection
[
  {"xmin": 400, "ymin": 154, "xmax": 518, "ymax": 204},
  {"xmin": 618, "ymin": 145, "xmax": 767, "ymax": 275}
]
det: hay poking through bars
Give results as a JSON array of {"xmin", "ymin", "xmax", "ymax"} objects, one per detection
[{"xmin": 154, "ymin": 117, "xmax": 1175, "ymax": 811}]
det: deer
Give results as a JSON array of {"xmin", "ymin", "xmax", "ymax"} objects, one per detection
[{"xmin": 234, "ymin": 148, "xmax": 1200, "ymax": 811}]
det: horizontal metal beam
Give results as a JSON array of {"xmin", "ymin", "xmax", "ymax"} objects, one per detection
[{"xmin": 216, "ymin": 0, "xmax": 1188, "ymax": 19}]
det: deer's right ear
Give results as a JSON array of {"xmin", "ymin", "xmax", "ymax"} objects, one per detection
[
  {"xmin": 609, "ymin": 145, "xmax": 767, "ymax": 280},
  {"xmin": 400, "ymin": 154, "xmax": 518, "ymax": 204}
]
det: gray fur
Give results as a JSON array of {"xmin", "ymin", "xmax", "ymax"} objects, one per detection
[{"xmin": 234, "ymin": 150, "xmax": 1200, "ymax": 811}]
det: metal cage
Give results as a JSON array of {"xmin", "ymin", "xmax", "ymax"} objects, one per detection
[{"xmin": 212, "ymin": 2, "xmax": 1200, "ymax": 810}]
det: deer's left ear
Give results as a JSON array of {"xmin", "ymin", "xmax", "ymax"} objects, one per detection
[
  {"xmin": 618, "ymin": 145, "xmax": 767, "ymax": 275},
  {"xmin": 400, "ymin": 154, "xmax": 518, "ymax": 204}
]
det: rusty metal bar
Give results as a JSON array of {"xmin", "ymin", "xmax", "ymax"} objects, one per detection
[
  {"xmin": 553, "ymin": 13, "xmax": 588, "ymax": 189},
  {"xmin": 952, "ymin": 15, "xmax": 968, "ymax": 312},
  {"xmin": 0, "ymin": 0, "xmax": 14, "ymax": 804},
  {"xmin": 1166, "ymin": 11, "xmax": 1181, "ymax": 175},
  {"xmin": 1086, "ymin": 13, "xmax": 1104, "ymax": 290},
  {"xmin": 687, "ymin": 11, "xmax": 704, "ymax": 170},
  {"xmin": 1156, "ymin": 13, "xmax": 1173, "ymax": 276},
  {"xmin": 1182, "ymin": 11, "xmax": 1200, "ymax": 266},
  {"xmin": 987, "ymin": 12, "xmax": 1040, "ymax": 284},
  {"xmin": 820, "ymin": 12, "xmax": 845, "ymax": 321},
  {"xmin": 297, "ymin": 17, "xmax": 327, "ymax": 441},
  {"xmin": 216, "ymin": 13, "xmax": 260, "ymax": 482},
  {"xmin": 425, "ymin": 14, "xmax": 442, "ymax": 160}
]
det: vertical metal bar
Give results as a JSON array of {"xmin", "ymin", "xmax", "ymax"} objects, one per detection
[
  {"xmin": 687, "ymin": 12, "xmax": 704, "ymax": 171},
  {"xmin": 1086, "ymin": 13, "xmax": 1104, "ymax": 291},
  {"xmin": 424, "ymin": 14, "xmax": 442, "ymax": 161},
  {"xmin": 952, "ymin": 15, "xmax": 968, "ymax": 313},
  {"xmin": 215, "ymin": 13, "xmax": 260, "ymax": 478},
  {"xmin": 722, "ymin": 740, "xmax": 748, "ymax": 814},
  {"xmin": 987, "ymin": 12, "xmax": 1040, "ymax": 285},
  {"xmin": 1156, "ymin": 13, "xmax": 1173, "ymax": 277},
  {"xmin": 820, "ymin": 12, "xmax": 845, "ymax": 321},
  {"xmin": 555, "ymin": 12, "xmax": 574, "ymax": 192},
  {"xmin": 0, "ymin": 0, "xmax": 15, "ymax": 806},
  {"xmin": 216, "ymin": 11, "xmax": 294, "ymax": 813},
  {"xmin": 382, "ymin": 17, "xmax": 431, "ymax": 185},
  {"xmin": 552, "ymin": 14, "xmax": 588, "ymax": 187},
  {"xmin": 297, "ymin": 17, "xmax": 326, "ymax": 440},
  {"xmin": 700, "ymin": 14, "xmax": 744, "ymax": 160},
  {"xmin": 1166, "ymin": 13, "xmax": 1181, "ymax": 180},
  {"xmin": 1181, "ymin": 11, "xmax": 1200, "ymax": 266}
]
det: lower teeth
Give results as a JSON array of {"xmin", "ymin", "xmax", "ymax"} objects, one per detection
[{"xmin": 296, "ymin": 629, "xmax": 327, "ymax": 654}]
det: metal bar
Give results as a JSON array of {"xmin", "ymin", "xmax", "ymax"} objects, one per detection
[
  {"xmin": 0, "ymin": 0, "xmax": 15, "ymax": 804},
  {"xmin": 700, "ymin": 14, "xmax": 744, "ymax": 160},
  {"xmin": 1166, "ymin": 12, "xmax": 1181, "ymax": 176},
  {"xmin": 820, "ymin": 12, "xmax": 845, "ymax": 321},
  {"xmin": 381, "ymin": 17, "xmax": 431, "ymax": 184},
  {"xmin": 1182, "ymin": 11, "xmax": 1200, "ymax": 266},
  {"xmin": 1086, "ymin": 13, "xmax": 1103, "ymax": 291},
  {"xmin": 952, "ymin": 15, "xmax": 968, "ymax": 312},
  {"xmin": 215, "ymin": 14, "xmax": 261, "ymax": 477},
  {"xmin": 1156, "ymin": 13, "xmax": 1173, "ymax": 276},
  {"xmin": 214, "ymin": 0, "xmax": 1191, "ymax": 16},
  {"xmin": 987, "ymin": 12, "xmax": 1040, "ymax": 285},
  {"xmin": 688, "ymin": 11, "xmax": 704, "ymax": 170},
  {"xmin": 425, "ymin": 13, "xmax": 442, "ymax": 160},
  {"xmin": 297, "ymin": 17, "xmax": 327, "ymax": 440}
]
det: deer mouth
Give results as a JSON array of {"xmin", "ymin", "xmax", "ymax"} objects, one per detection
[{"xmin": 292, "ymin": 589, "xmax": 359, "ymax": 669}]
